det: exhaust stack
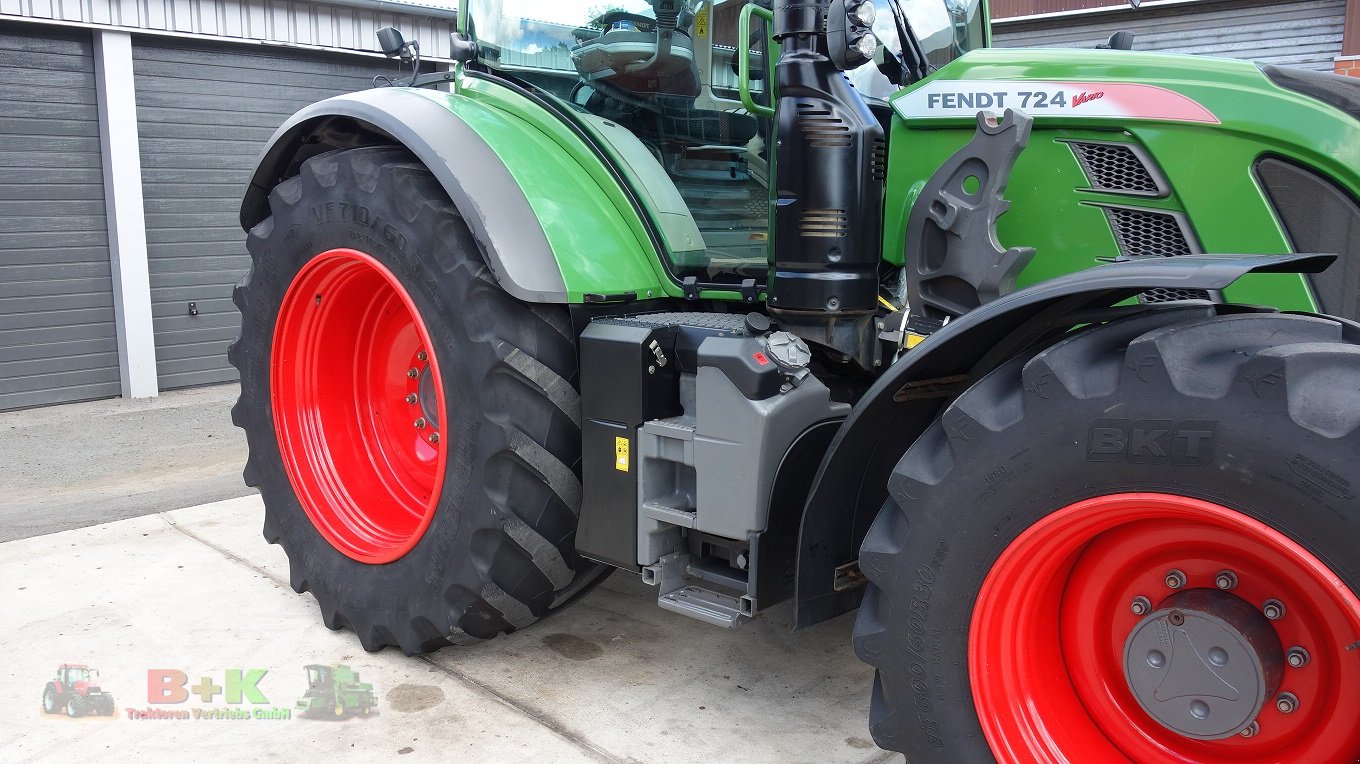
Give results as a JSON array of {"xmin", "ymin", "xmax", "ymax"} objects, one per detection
[{"xmin": 767, "ymin": 0, "xmax": 886, "ymax": 370}]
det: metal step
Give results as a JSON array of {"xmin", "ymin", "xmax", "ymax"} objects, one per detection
[
  {"xmin": 658, "ymin": 585, "xmax": 748, "ymax": 629},
  {"xmin": 645, "ymin": 552, "xmax": 754, "ymax": 628}
]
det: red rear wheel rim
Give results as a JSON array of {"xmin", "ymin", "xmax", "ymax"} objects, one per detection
[
  {"xmin": 270, "ymin": 248, "xmax": 447, "ymax": 564},
  {"xmin": 970, "ymin": 493, "xmax": 1360, "ymax": 763}
]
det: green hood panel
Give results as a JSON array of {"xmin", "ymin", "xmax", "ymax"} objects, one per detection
[{"xmin": 885, "ymin": 49, "xmax": 1360, "ymax": 311}]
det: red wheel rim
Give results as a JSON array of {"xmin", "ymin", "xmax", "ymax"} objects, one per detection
[
  {"xmin": 271, "ymin": 248, "xmax": 447, "ymax": 564},
  {"xmin": 970, "ymin": 493, "xmax": 1360, "ymax": 763}
]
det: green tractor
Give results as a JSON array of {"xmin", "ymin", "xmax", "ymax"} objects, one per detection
[
  {"xmin": 296, "ymin": 664, "xmax": 375, "ymax": 718},
  {"xmin": 230, "ymin": 0, "xmax": 1360, "ymax": 759}
]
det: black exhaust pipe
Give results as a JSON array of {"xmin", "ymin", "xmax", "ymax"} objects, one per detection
[{"xmin": 767, "ymin": 0, "xmax": 886, "ymax": 370}]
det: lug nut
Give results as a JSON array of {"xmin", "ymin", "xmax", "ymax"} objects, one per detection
[
  {"xmin": 407, "ymin": 368, "xmax": 419, "ymax": 379},
  {"xmin": 1215, "ymin": 570, "xmax": 1238, "ymax": 590},
  {"xmin": 428, "ymin": 433, "xmax": 439, "ymax": 444},
  {"xmin": 1164, "ymin": 569, "xmax": 1187, "ymax": 589},
  {"xmin": 416, "ymin": 351, "xmax": 427, "ymax": 361},
  {"xmin": 405, "ymin": 393, "xmax": 418, "ymax": 404},
  {"xmin": 414, "ymin": 417, "xmax": 426, "ymax": 429},
  {"xmin": 1240, "ymin": 721, "xmax": 1260, "ymax": 738},
  {"xmin": 1130, "ymin": 596, "xmax": 1151, "ymax": 616},
  {"xmin": 1287, "ymin": 647, "xmax": 1310, "ymax": 668},
  {"xmin": 1263, "ymin": 599, "xmax": 1286, "ymax": 620},
  {"xmin": 1276, "ymin": 692, "xmax": 1299, "ymax": 714}
]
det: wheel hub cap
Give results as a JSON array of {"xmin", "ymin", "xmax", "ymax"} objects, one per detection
[{"xmin": 1123, "ymin": 589, "xmax": 1283, "ymax": 739}]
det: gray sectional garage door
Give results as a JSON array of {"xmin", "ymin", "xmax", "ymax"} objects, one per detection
[
  {"xmin": 133, "ymin": 40, "xmax": 384, "ymax": 389},
  {"xmin": 0, "ymin": 25, "xmax": 120, "ymax": 411},
  {"xmin": 994, "ymin": 0, "xmax": 1346, "ymax": 71}
]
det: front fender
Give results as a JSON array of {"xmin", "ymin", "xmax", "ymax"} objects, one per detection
[
  {"xmin": 793, "ymin": 252, "xmax": 1335, "ymax": 628},
  {"xmin": 240, "ymin": 83, "xmax": 670, "ymax": 303}
]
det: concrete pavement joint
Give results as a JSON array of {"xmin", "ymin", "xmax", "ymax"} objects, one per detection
[
  {"xmin": 160, "ymin": 509, "xmax": 625, "ymax": 763},
  {"xmin": 158, "ymin": 512, "xmax": 289, "ymax": 589},
  {"xmin": 417, "ymin": 655, "xmax": 629, "ymax": 764}
]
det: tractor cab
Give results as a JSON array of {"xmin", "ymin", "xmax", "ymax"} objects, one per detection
[
  {"xmin": 302, "ymin": 664, "xmax": 332, "ymax": 690},
  {"xmin": 463, "ymin": 0, "xmax": 987, "ymax": 288},
  {"xmin": 57, "ymin": 664, "xmax": 93, "ymax": 687}
]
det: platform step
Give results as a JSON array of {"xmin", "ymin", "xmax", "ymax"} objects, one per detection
[{"xmin": 658, "ymin": 585, "xmax": 748, "ymax": 628}]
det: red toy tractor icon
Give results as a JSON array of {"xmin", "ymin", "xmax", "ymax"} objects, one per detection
[{"xmin": 42, "ymin": 664, "xmax": 116, "ymax": 717}]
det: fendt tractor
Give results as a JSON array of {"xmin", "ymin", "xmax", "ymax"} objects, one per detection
[{"xmin": 229, "ymin": 0, "xmax": 1360, "ymax": 759}]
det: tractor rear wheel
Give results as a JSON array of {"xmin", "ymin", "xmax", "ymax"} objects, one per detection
[
  {"xmin": 855, "ymin": 308, "xmax": 1360, "ymax": 762},
  {"xmin": 230, "ymin": 147, "xmax": 607, "ymax": 654}
]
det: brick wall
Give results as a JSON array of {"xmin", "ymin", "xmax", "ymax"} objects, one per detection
[
  {"xmin": 1337, "ymin": 56, "xmax": 1360, "ymax": 76},
  {"xmin": 990, "ymin": 0, "xmax": 1129, "ymax": 19}
]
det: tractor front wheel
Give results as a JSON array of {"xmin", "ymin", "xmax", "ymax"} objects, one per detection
[
  {"xmin": 855, "ymin": 308, "xmax": 1360, "ymax": 762},
  {"xmin": 230, "ymin": 147, "xmax": 606, "ymax": 654},
  {"xmin": 42, "ymin": 686, "xmax": 57, "ymax": 714},
  {"xmin": 65, "ymin": 697, "xmax": 81, "ymax": 718}
]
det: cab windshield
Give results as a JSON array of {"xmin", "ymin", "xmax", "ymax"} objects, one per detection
[
  {"xmin": 467, "ymin": 1, "xmax": 985, "ymax": 72},
  {"xmin": 465, "ymin": 1, "xmax": 986, "ymax": 284}
]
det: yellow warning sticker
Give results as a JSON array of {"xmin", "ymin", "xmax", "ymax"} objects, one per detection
[
  {"xmin": 695, "ymin": 8, "xmax": 709, "ymax": 37},
  {"xmin": 615, "ymin": 436, "xmax": 630, "ymax": 472}
]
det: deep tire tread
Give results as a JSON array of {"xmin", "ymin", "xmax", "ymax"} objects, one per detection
[
  {"xmin": 855, "ymin": 307, "xmax": 1360, "ymax": 760},
  {"xmin": 231, "ymin": 147, "xmax": 603, "ymax": 655}
]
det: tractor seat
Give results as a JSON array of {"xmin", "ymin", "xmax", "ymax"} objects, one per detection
[{"xmin": 571, "ymin": 27, "xmax": 699, "ymax": 97}]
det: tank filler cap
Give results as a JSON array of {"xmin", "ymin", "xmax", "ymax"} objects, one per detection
[{"xmin": 765, "ymin": 332, "xmax": 812, "ymax": 371}]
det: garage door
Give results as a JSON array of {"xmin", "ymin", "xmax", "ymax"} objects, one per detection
[
  {"xmin": 994, "ymin": 0, "xmax": 1346, "ymax": 72},
  {"xmin": 0, "ymin": 25, "xmax": 120, "ymax": 411},
  {"xmin": 133, "ymin": 40, "xmax": 387, "ymax": 389}
]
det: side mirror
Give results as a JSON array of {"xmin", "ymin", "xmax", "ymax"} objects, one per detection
[
  {"xmin": 827, "ymin": 0, "xmax": 879, "ymax": 71},
  {"xmin": 377, "ymin": 27, "xmax": 409, "ymax": 59},
  {"xmin": 1097, "ymin": 30, "xmax": 1136, "ymax": 50}
]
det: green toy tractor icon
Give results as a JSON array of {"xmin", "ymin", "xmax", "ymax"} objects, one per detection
[{"xmin": 296, "ymin": 664, "xmax": 375, "ymax": 719}]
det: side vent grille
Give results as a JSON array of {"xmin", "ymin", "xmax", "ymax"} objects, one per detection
[
  {"xmin": 1069, "ymin": 141, "xmax": 1164, "ymax": 196},
  {"xmin": 1140, "ymin": 286, "xmax": 1213, "ymax": 303},
  {"xmin": 797, "ymin": 102, "xmax": 852, "ymax": 148},
  {"xmin": 870, "ymin": 139, "xmax": 887, "ymax": 182},
  {"xmin": 800, "ymin": 208, "xmax": 848, "ymax": 238},
  {"xmin": 1103, "ymin": 205, "xmax": 1211, "ymax": 303},
  {"xmin": 1106, "ymin": 208, "xmax": 1193, "ymax": 259}
]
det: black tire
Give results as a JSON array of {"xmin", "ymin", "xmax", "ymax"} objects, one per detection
[
  {"xmin": 854, "ymin": 308, "xmax": 1360, "ymax": 760},
  {"xmin": 42, "ymin": 685, "xmax": 58, "ymax": 714},
  {"xmin": 230, "ymin": 147, "xmax": 608, "ymax": 655},
  {"xmin": 65, "ymin": 696, "xmax": 81, "ymax": 718}
]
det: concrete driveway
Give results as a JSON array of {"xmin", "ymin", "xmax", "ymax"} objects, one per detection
[{"xmin": 1, "ymin": 494, "xmax": 890, "ymax": 762}]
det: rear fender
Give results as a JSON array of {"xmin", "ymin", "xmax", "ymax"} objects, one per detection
[
  {"xmin": 240, "ymin": 85, "xmax": 670, "ymax": 303},
  {"xmin": 793, "ymin": 253, "xmax": 1335, "ymax": 628}
]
